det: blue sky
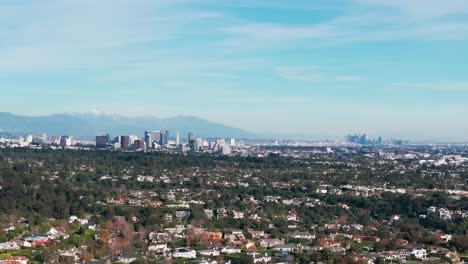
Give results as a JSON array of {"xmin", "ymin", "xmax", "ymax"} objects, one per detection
[{"xmin": 1, "ymin": 0, "xmax": 468, "ymax": 141}]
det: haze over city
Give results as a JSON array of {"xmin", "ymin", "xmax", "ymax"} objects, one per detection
[{"xmin": 1, "ymin": 0, "xmax": 468, "ymax": 141}]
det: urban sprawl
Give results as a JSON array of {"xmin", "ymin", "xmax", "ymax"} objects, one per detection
[{"xmin": 0, "ymin": 131, "xmax": 467, "ymax": 264}]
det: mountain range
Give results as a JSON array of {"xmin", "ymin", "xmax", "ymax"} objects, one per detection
[{"xmin": 0, "ymin": 112, "xmax": 256, "ymax": 140}]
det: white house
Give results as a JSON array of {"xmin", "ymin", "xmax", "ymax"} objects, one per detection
[
  {"xmin": 172, "ymin": 248, "xmax": 197, "ymax": 258},
  {"xmin": 198, "ymin": 249, "xmax": 220, "ymax": 256},
  {"xmin": 47, "ymin": 227, "xmax": 69, "ymax": 239},
  {"xmin": 148, "ymin": 243, "xmax": 170, "ymax": 252},
  {"xmin": 117, "ymin": 254, "xmax": 138, "ymax": 263},
  {"xmin": 259, "ymin": 238, "xmax": 284, "ymax": 248},
  {"xmin": 411, "ymin": 249, "xmax": 427, "ymax": 259},
  {"xmin": 0, "ymin": 241, "xmax": 21, "ymax": 251},
  {"xmin": 221, "ymin": 246, "xmax": 242, "ymax": 254},
  {"xmin": 2, "ymin": 223, "xmax": 15, "ymax": 233},
  {"xmin": 251, "ymin": 253, "xmax": 272, "ymax": 263}
]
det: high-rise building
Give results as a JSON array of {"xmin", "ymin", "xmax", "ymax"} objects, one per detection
[
  {"xmin": 219, "ymin": 145, "xmax": 231, "ymax": 155},
  {"xmin": 120, "ymin": 136, "xmax": 130, "ymax": 150},
  {"xmin": 230, "ymin": 138, "xmax": 236, "ymax": 147},
  {"xmin": 152, "ymin": 131, "xmax": 161, "ymax": 144},
  {"xmin": 51, "ymin": 136, "xmax": 61, "ymax": 145},
  {"xmin": 213, "ymin": 139, "xmax": 226, "ymax": 151},
  {"xmin": 145, "ymin": 131, "xmax": 152, "ymax": 150},
  {"xmin": 95, "ymin": 135, "xmax": 108, "ymax": 148},
  {"xmin": 25, "ymin": 135, "xmax": 33, "ymax": 144},
  {"xmin": 188, "ymin": 132, "xmax": 195, "ymax": 151},
  {"xmin": 60, "ymin": 136, "xmax": 73, "ymax": 147},
  {"xmin": 175, "ymin": 132, "xmax": 180, "ymax": 145},
  {"xmin": 134, "ymin": 139, "xmax": 146, "ymax": 150},
  {"xmin": 129, "ymin": 135, "xmax": 139, "ymax": 145},
  {"xmin": 160, "ymin": 130, "xmax": 169, "ymax": 146},
  {"xmin": 194, "ymin": 138, "xmax": 203, "ymax": 152}
]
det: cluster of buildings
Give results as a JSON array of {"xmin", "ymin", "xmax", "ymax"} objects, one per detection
[
  {"xmin": 1, "ymin": 134, "xmax": 75, "ymax": 147},
  {"xmin": 95, "ymin": 130, "xmax": 235, "ymax": 155},
  {"xmin": 346, "ymin": 133, "xmax": 408, "ymax": 146}
]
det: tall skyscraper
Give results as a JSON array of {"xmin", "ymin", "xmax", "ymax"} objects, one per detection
[
  {"xmin": 145, "ymin": 131, "xmax": 152, "ymax": 150},
  {"xmin": 160, "ymin": 130, "xmax": 169, "ymax": 146},
  {"xmin": 176, "ymin": 132, "xmax": 180, "ymax": 145},
  {"xmin": 120, "ymin": 136, "xmax": 130, "ymax": 150},
  {"xmin": 134, "ymin": 139, "xmax": 145, "ymax": 150},
  {"xmin": 194, "ymin": 138, "xmax": 203, "ymax": 152},
  {"xmin": 152, "ymin": 131, "xmax": 161, "ymax": 144},
  {"xmin": 60, "ymin": 136, "xmax": 73, "ymax": 146},
  {"xmin": 188, "ymin": 132, "xmax": 195, "ymax": 151},
  {"xmin": 96, "ymin": 135, "xmax": 108, "ymax": 148}
]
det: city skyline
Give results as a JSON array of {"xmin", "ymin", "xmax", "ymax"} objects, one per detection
[{"xmin": 1, "ymin": 0, "xmax": 468, "ymax": 141}]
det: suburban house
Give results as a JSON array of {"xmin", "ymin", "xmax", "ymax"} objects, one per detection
[
  {"xmin": 172, "ymin": 248, "xmax": 197, "ymax": 258},
  {"xmin": 259, "ymin": 238, "xmax": 284, "ymax": 248},
  {"xmin": 251, "ymin": 252, "xmax": 272, "ymax": 263},
  {"xmin": 197, "ymin": 249, "xmax": 220, "ymax": 256}
]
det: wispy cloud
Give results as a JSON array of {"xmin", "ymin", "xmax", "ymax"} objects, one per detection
[
  {"xmin": 355, "ymin": 0, "xmax": 468, "ymax": 20},
  {"xmin": 0, "ymin": 0, "xmax": 223, "ymax": 70},
  {"xmin": 277, "ymin": 67, "xmax": 367, "ymax": 83},
  {"xmin": 276, "ymin": 66, "xmax": 321, "ymax": 81},
  {"xmin": 394, "ymin": 82, "xmax": 468, "ymax": 91},
  {"xmin": 335, "ymin": 75, "xmax": 368, "ymax": 81}
]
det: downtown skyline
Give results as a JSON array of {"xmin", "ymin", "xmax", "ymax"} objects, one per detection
[{"xmin": 1, "ymin": 0, "xmax": 468, "ymax": 141}]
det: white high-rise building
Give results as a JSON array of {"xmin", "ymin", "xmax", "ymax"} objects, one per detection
[
  {"xmin": 219, "ymin": 145, "xmax": 231, "ymax": 155},
  {"xmin": 25, "ymin": 135, "xmax": 33, "ymax": 144},
  {"xmin": 213, "ymin": 139, "xmax": 226, "ymax": 151},
  {"xmin": 60, "ymin": 136, "xmax": 73, "ymax": 146},
  {"xmin": 194, "ymin": 138, "xmax": 203, "ymax": 152},
  {"xmin": 230, "ymin": 138, "xmax": 236, "ymax": 146},
  {"xmin": 129, "ymin": 135, "xmax": 139, "ymax": 145},
  {"xmin": 176, "ymin": 132, "xmax": 180, "ymax": 145}
]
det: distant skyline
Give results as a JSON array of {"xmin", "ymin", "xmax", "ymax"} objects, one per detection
[{"xmin": 1, "ymin": 0, "xmax": 468, "ymax": 141}]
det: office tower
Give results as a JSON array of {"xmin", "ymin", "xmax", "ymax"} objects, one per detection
[
  {"xmin": 179, "ymin": 144, "xmax": 188, "ymax": 153},
  {"xmin": 25, "ymin": 135, "xmax": 33, "ymax": 144},
  {"xmin": 95, "ymin": 135, "xmax": 108, "ymax": 148},
  {"xmin": 230, "ymin": 138, "xmax": 236, "ymax": 146},
  {"xmin": 51, "ymin": 136, "xmax": 61, "ymax": 145},
  {"xmin": 360, "ymin": 134, "xmax": 368, "ymax": 145},
  {"xmin": 160, "ymin": 130, "xmax": 169, "ymax": 146},
  {"xmin": 176, "ymin": 132, "xmax": 180, "ymax": 145},
  {"xmin": 188, "ymin": 132, "xmax": 195, "ymax": 151},
  {"xmin": 145, "ymin": 131, "xmax": 152, "ymax": 150},
  {"xmin": 120, "ymin": 136, "xmax": 130, "ymax": 150},
  {"xmin": 152, "ymin": 131, "xmax": 161, "ymax": 144},
  {"xmin": 134, "ymin": 140, "xmax": 146, "ymax": 150},
  {"xmin": 60, "ymin": 136, "xmax": 73, "ymax": 146},
  {"xmin": 41, "ymin": 133, "xmax": 48, "ymax": 142},
  {"xmin": 129, "ymin": 135, "xmax": 139, "ymax": 145},
  {"xmin": 194, "ymin": 138, "xmax": 203, "ymax": 152},
  {"xmin": 215, "ymin": 139, "xmax": 226, "ymax": 151},
  {"xmin": 377, "ymin": 136, "xmax": 383, "ymax": 145},
  {"xmin": 219, "ymin": 145, "xmax": 231, "ymax": 155}
]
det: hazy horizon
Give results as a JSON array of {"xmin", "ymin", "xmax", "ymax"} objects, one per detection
[{"xmin": 1, "ymin": 0, "xmax": 468, "ymax": 141}]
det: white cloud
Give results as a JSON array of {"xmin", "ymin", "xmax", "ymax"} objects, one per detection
[
  {"xmin": 335, "ymin": 75, "xmax": 368, "ymax": 81},
  {"xmin": 0, "ymin": 0, "xmax": 223, "ymax": 70},
  {"xmin": 276, "ymin": 66, "xmax": 321, "ymax": 81},
  {"xmin": 355, "ymin": 0, "xmax": 468, "ymax": 20},
  {"xmin": 394, "ymin": 82, "xmax": 468, "ymax": 91}
]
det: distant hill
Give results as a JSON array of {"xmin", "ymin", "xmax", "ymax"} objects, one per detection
[{"xmin": 0, "ymin": 112, "xmax": 256, "ymax": 140}]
